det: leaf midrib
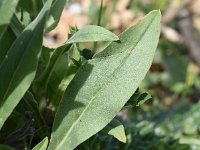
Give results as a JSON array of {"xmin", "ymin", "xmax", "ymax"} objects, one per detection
[
  {"xmin": 55, "ymin": 15, "xmax": 157, "ymax": 149},
  {"xmin": 1, "ymin": 24, "xmax": 42, "ymax": 109},
  {"xmin": 0, "ymin": 0, "xmax": 52, "ymax": 105}
]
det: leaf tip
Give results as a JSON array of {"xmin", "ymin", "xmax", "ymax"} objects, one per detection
[{"xmin": 149, "ymin": 10, "xmax": 162, "ymax": 20}]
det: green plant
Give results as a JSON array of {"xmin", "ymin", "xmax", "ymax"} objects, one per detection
[{"xmin": 0, "ymin": 0, "xmax": 161, "ymax": 149}]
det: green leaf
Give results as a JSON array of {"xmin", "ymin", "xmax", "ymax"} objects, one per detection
[
  {"xmin": 0, "ymin": 145, "xmax": 15, "ymax": 150},
  {"xmin": 46, "ymin": 0, "xmax": 69, "ymax": 32},
  {"xmin": 126, "ymin": 91, "xmax": 152, "ymax": 107},
  {"xmin": 0, "ymin": 0, "xmax": 53, "ymax": 129},
  {"xmin": 136, "ymin": 92, "xmax": 152, "ymax": 106},
  {"xmin": 66, "ymin": 25, "xmax": 119, "ymax": 44},
  {"xmin": 47, "ymin": 53, "xmax": 77, "ymax": 106},
  {"xmin": 103, "ymin": 118, "xmax": 126, "ymax": 143},
  {"xmin": 32, "ymin": 137, "xmax": 48, "ymax": 150},
  {"xmin": 18, "ymin": 0, "xmax": 43, "ymax": 18},
  {"xmin": 48, "ymin": 10, "xmax": 161, "ymax": 149},
  {"xmin": 0, "ymin": 0, "xmax": 19, "ymax": 39},
  {"xmin": 46, "ymin": 46, "xmax": 80, "ymax": 106},
  {"xmin": 32, "ymin": 44, "xmax": 71, "ymax": 94},
  {"xmin": 35, "ymin": 46, "xmax": 53, "ymax": 78},
  {"xmin": 9, "ymin": 14, "xmax": 24, "ymax": 36},
  {"xmin": 49, "ymin": 65, "xmax": 78, "ymax": 107},
  {"xmin": 0, "ymin": 28, "xmax": 16, "ymax": 65}
]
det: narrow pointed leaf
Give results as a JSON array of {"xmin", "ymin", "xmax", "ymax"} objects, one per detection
[
  {"xmin": 103, "ymin": 118, "xmax": 126, "ymax": 143},
  {"xmin": 66, "ymin": 25, "xmax": 119, "ymax": 44},
  {"xmin": 126, "ymin": 91, "xmax": 152, "ymax": 107},
  {"xmin": 137, "ymin": 92, "xmax": 152, "ymax": 106},
  {"xmin": 32, "ymin": 44, "xmax": 71, "ymax": 94},
  {"xmin": 32, "ymin": 137, "xmax": 48, "ymax": 150},
  {"xmin": 0, "ymin": 28, "xmax": 16, "ymax": 65},
  {"xmin": 9, "ymin": 14, "xmax": 24, "ymax": 36},
  {"xmin": 0, "ymin": 0, "xmax": 53, "ymax": 129},
  {"xmin": 18, "ymin": 0, "xmax": 43, "ymax": 18},
  {"xmin": 49, "ymin": 10, "xmax": 161, "ymax": 150},
  {"xmin": 46, "ymin": 0, "xmax": 69, "ymax": 32},
  {"xmin": 0, "ymin": 0, "xmax": 19, "ymax": 39}
]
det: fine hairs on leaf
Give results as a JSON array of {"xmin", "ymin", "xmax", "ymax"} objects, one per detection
[
  {"xmin": 48, "ymin": 10, "xmax": 161, "ymax": 150},
  {"xmin": 0, "ymin": 0, "xmax": 163, "ymax": 148}
]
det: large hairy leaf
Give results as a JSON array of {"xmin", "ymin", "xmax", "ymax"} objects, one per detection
[
  {"xmin": 48, "ymin": 10, "xmax": 161, "ymax": 149},
  {"xmin": 0, "ymin": 0, "xmax": 19, "ymax": 39},
  {"xmin": 0, "ymin": 0, "xmax": 53, "ymax": 129},
  {"xmin": 67, "ymin": 25, "xmax": 119, "ymax": 44}
]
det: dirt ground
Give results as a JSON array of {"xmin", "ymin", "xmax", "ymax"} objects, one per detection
[{"xmin": 43, "ymin": 0, "xmax": 200, "ymax": 60}]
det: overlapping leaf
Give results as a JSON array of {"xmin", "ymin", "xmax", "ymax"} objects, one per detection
[
  {"xmin": 48, "ymin": 10, "xmax": 161, "ymax": 150},
  {"xmin": 0, "ymin": 0, "xmax": 53, "ymax": 129},
  {"xmin": 32, "ymin": 137, "xmax": 48, "ymax": 150},
  {"xmin": 66, "ymin": 25, "xmax": 119, "ymax": 44},
  {"xmin": 0, "ymin": 0, "xmax": 19, "ymax": 39},
  {"xmin": 103, "ymin": 118, "xmax": 126, "ymax": 143},
  {"xmin": 18, "ymin": 0, "xmax": 43, "ymax": 18},
  {"xmin": 32, "ymin": 44, "xmax": 71, "ymax": 94},
  {"xmin": 46, "ymin": 0, "xmax": 69, "ymax": 31}
]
